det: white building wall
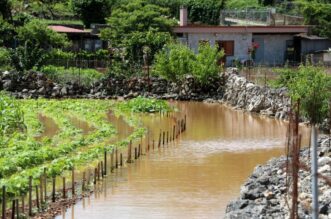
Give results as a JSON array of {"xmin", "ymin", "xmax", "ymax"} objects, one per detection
[{"xmin": 186, "ymin": 33, "xmax": 252, "ymax": 65}]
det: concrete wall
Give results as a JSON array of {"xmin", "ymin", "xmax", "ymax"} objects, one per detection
[
  {"xmin": 253, "ymin": 34, "xmax": 293, "ymax": 66},
  {"xmin": 186, "ymin": 33, "xmax": 252, "ymax": 66}
]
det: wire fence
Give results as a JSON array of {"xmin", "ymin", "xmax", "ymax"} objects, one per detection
[{"xmin": 45, "ymin": 59, "xmax": 111, "ymax": 69}]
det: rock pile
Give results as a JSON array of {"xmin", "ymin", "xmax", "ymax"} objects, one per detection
[
  {"xmin": 225, "ymin": 136, "xmax": 331, "ymax": 219},
  {"xmin": 222, "ymin": 68, "xmax": 290, "ymax": 120}
]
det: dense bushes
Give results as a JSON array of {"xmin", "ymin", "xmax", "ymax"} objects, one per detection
[
  {"xmin": 0, "ymin": 48, "xmax": 11, "ymax": 69},
  {"xmin": 40, "ymin": 65, "xmax": 103, "ymax": 86},
  {"xmin": 153, "ymin": 42, "xmax": 224, "ymax": 84}
]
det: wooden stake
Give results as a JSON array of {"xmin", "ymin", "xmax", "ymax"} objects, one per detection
[
  {"xmin": 153, "ymin": 139, "xmax": 155, "ymax": 150},
  {"xmin": 28, "ymin": 176, "xmax": 32, "ymax": 216},
  {"xmin": 167, "ymin": 131, "xmax": 169, "ymax": 144},
  {"xmin": 111, "ymin": 151, "xmax": 114, "ymax": 172},
  {"xmin": 101, "ymin": 161, "xmax": 104, "ymax": 178},
  {"xmin": 162, "ymin": 132, "xmax": 165, "ymax": 145},
  {"xmin": 21, "ymin": 196, "xmax": 24, "ymax": 214},
  {"xmin": 40, "ymin": 176, "xmax": 43, "ymax": 204},
  {"xmin": 36, "ymin": 186, "xmax": 40, "ymax": 210},
  {"xmin": 138, "ymin": 144, "xmax": 141, "ymax": 157},
  {"xmin": 43, "ymin": 168, "xmax": 47, "ymax": 201},
  {"xmin": 127, "ymin": 141, "xmax": 132, "ymax": 163},
  {"xmin": 11, "ymin": 200, "xmax": 15, "ymax": 219},
  {"xmin": 82, "ymin": 172, "xmax": 86, "ymax": 192},
  {"xmin": 173, "ymin": 125, "xmax": 175, "ymax": 141},
  {"xmin": 115, "ymin": 148, "xmax": 118, "ymax": 168},
  {"xmin": 2, "ymin": 186, "xmax": 6, "ymax": 219},
  {"xmin": 63, "ymin": 177, "xmax": 66, "ymax": 199},
  {"xmin": 135, "ymin": 147, "xmax": 138, "ymax": 159},
  {"xmin": 120, "ymin": 153, "xmax": 123, "ymax": 166},
  {"xmin": 72, "ymin": 167, "xmax": 75, "ymax": 196},
  {"xmin": 158, "ymin": 132, "xmax": 161, "ymax": 148},
  {"xmin": 97, "ymin": 163, "xmax": 101, "ymax": 181},
  {"xmin": 15, "ymin": 199, "xmax": 19, "ymax": 219},
  {"xmin": 104, "ymin": 150, "xmax": 107, "ymax": 175},
  {"xmin": 94, "ymin": 168, "xmax": 97, "ymax": 184},
  {"xmin": 52, "ymin": 177, "xmax": 56, "ymax": 202}
]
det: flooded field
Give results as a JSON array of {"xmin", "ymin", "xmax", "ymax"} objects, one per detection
[{"xmin": 57, "ymin": 101, "xmax": 310, "ymax": 219}]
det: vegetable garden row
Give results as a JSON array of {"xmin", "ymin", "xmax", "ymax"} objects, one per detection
[{"xmin": 0, "ymin": 94, "xmax": 184, "ymax": 218}]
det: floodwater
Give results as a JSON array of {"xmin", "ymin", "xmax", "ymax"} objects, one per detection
[
  {"xmin": 35, "ymin": 114, "xmax": 59, "ymax": 140},
  {"xmin": 57, "ymin": 101, "xmax": 310, "ymax": 219}
]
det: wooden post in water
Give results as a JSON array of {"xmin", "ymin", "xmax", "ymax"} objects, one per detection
[
  {"xmin": 104, "ymin": 150, "xmax": 107, "ymax": 175},
  {"xmin": 115, "ymin": 148, "xmax": 118, "ymax": 169},
  {"xmin": 21, "ymin": 196, "xmax": 24, "ymax": 214},
  {"xmin": 82, "ymin": 172, "xmax": 86, "ymax": 192},
  {"xmin": 36, "ymin": 186, "xmax": 40, "ymax": 210},
  {"xmin": 28, "ymin": 176, "xmax": 32, "ymax": 216},
  {"xmin": 11, "ymin": 200, "xmax": 15, "ymax": 219},
  {"xmin": 162, "ymin": 132, "xmax": 165, "ymax": 146},
  {"xmin": 153, "ymin": 139, "xmax": 155, "ymax": 150},
  {"xmin": 94, "ymin": 168, "xmax": 97, "ymax": 184},
  {"xmin": 166, "ymin": 131, "xmax": 169, "ymax": 144},
  {"xmin": 63, "ymin": 177, "xmax": 66, "ymax": 198},
  {"xmin": 15, "ymin": 199, "xmax": 19, "ymax": 219},
  {"xmin": 40, "ymin": 176, "xmax": 43, "ymax": 204},
  {"xmin": 111, "ymin": 150, "xmax": 114, "ymax": 172},
  {"xmin": 184, "ymin": 114, "xmax": 187, "ymax": 131},
  {"xmin": 135, "ymin": 147, "xmax": 138, "ymax": 159},
  {"xmin": 138, "ymin": 144, "xmax": 141, "ymax": 157},
  {"xmin": 52, "ymin": 177, "xmax": 56, "ymax": 202},
  {"xmin": 127, "ymin": 141, "xmax": 132, "ymax": 163},
  {"xmin": 120, "ymin": 153, "xmax": 123, "ymax": 166},
  {"xmin": 173, "ymin": 125, "xmax": 175, "ymax": 141},
  {"xmin": 2, "ymin": 186, "xmax": 6, "ymax": 219},
  {"xmin": 72, "ymin": 167, "xmax": 75, "ymax": 196},
  {"xmin": 43, "ymin": 168, "xmax": 47, "ymax": 201},
  {"xmin": 101, "ymin": 161, "xmax": 104, "ymax": 178},
  {"xmin": 158, "ymin": 131, "xmax": 161, "ymax": 148},
  {"xmin": 97, "ymin": 163, "xmax": 101, "ymax": 181}
]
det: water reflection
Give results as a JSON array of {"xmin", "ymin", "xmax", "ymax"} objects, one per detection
[{"xmin": 57, "ymin": 101, "xmax": 310, "ymax": 219}]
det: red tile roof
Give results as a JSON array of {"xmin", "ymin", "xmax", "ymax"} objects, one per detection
[{"xmin": 48, "ymin": 25, "xmax": 90, "ymax": 34}]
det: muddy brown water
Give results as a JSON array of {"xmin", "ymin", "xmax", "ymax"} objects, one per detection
[
  {"xmin": 35, "ymin": 114, "xmax": 59, "ymax": 140},
  {"xmin": 57, "ymin": 101, "xmax": 310, "ymax": 219}
]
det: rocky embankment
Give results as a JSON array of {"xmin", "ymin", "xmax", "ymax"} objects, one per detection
[
  {"xmin": 0, "ymin": 70, "xmax": 223, "ymax": 100},
  {"xmin": 225, "ymin": 136, "xmax": 331, "ymax": 219}
]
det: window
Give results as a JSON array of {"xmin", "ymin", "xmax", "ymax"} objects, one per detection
[{"xmin": 216, "ymin": 40, "xmax": 234, "ymax": 56}]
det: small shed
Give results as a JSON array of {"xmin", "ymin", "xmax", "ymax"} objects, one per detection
[{"xmin": 48, "ymin": 25, "xmax": 107, "ymax": 52}]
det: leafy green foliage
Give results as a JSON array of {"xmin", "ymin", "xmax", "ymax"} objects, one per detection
[
  {"xmin": 116, "ymin": 96, "xmax": 171, "ymax": 113},
  {"xmin": 191, "ymin": 43, "xmax": 224, "ymax": 84},
  {"xmin": 40, "ymin": 65, "xmax": 103, "ymax": 86},
  {"xmin": 0, "ymin": 92, "xmax": 24, "ymax": 136},
  {"xmin": 101, "ymin": 0, "xmax": 176, "ymax": 65},
  {"xmin": 0, "ymin": 47, "xmax": 11, "ymax": 69},
  {"xmin": 275, "ymin": 65, "xmax": 331, "ymax": 124},
  {"xmin": 297, "ymin": 0, "xmax": 331, "ymax": 38},
  {"xmin": 71, "ymin": 0, "xmax": 115, "ymax": 27},
  {"xmin": 0, "ymin": 17, "xmax": 15, "ymax": 47},
  {"xmin": 17, "ymin": 19, "xmax": 69, "ymax": 50},
  {"xmin": 153, "ymin": 42, "xmax": 195, "ymax": 82},
  {"xmin": 153, "ymin": 42, "xmax": 224, "ymax": 84},
  {"xmin": 225, "ymin": 0, "xmax": 261, "ymax": 9}
]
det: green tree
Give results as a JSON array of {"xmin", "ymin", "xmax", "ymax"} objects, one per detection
[
  {"xmin": 0, "ymin": 17, "xmax": 15, "ymax": 47},
  {"xmin": 71, "ymin": 0, "xmax": 115, "ymax": 27},
  {"xmin": 0, "ymin": 0, "xmax": 12, "ymax": 22},
  {"xmin": 101, "ymin": 0, "xmax": 176, "ymax": 65},
  {"xmin": 191, "ymin": 43, "xmax": 224, "ymax": 84},
  {"xmin": 297, "ymin": 0, "xmax": 331, "ymax": 38},
  {"xmin": 153, "ymin": 42, "xmax": 195, "ymax": 82},
  {"xmin": 12, "ymin": 19, "xmax": 69, "ymax": 71}
]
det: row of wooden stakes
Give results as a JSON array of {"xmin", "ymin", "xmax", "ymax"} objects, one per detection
[{"xmin": 1, "ymin": 115, "xmax": 187, "ymax": 219}]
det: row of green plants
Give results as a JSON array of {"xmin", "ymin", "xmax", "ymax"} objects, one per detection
[{"xmin": 0, "ymin": 95, "xmax": 171, "ymax": 198}]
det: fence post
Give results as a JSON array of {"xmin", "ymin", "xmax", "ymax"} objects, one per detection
[
  {"xmin": 28, "ymin": 176, "xmax": 32, "ymax": 216},
  {"xmin": 11, "ymin": 200, "xmax": 15, "ymax": 219},
  {"xmin": 36, "ymin": 186, "xmax": 40, "ymax": 210},
  {"xmin": 44, "ymin": 168, "xmax": 47, "ymax": 202},
  {"xmin": 120, "ymin": 153, "xmax": 123, "ymax": 166},
  {"xmin": 63, "ymin": 177, "xmax": 66, "ymax": 199},
  {"xmin": 72, "ymin": 167, "xmax": 75, "ymax": 196},
  {"xmin": 115, "ymin": 148, "xmax": 118, "ymax": 169},
  {"xmin": 104, "ymin": 150, "xmax": 107, "ymax": 175},
  {"xmin": 40, "ymin": 176, "xmax": 43, "ymax": 204},
  {"xmin": 52, "ymin": 177, "xmax": 56, "ymax": 202},
  {"xmin": 2, "ymin": 186, "xmax": 6, "ymax": 219},
  {"xmin": 127, "ymin": 141, "xmax": 132, "ymax": 163}
]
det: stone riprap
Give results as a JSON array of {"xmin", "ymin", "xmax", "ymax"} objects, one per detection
[
  {"xmin": 221, "ymin": 68, "xmax": 290, "ymax": 120},
  {"xmin": 225, "ymin": 136, "xmax": 331, "ymax": 219}
]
